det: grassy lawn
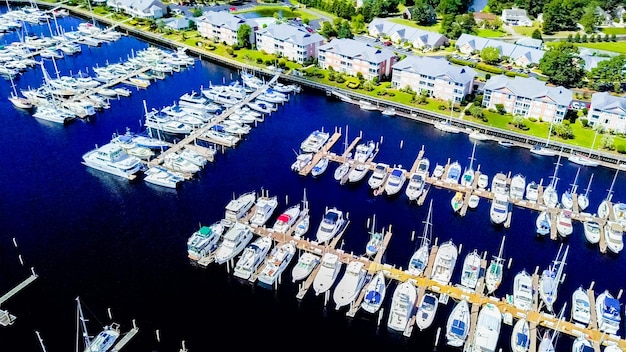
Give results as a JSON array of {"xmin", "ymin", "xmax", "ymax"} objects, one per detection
[
  {"xmin": 576, "ymin": 42, "xmax": 626, "ymax": 54},
  {"xmin": 512, "ymin": 25, "xmax": 540, "ymax": 36},
  {"xmin": 601, "ymin": 27, "xmax": 626, "ymax": 35},
  {"xmin": 388, "ymin": 18, "xmax": 441, "ymax": 33},
  {"xmin": 233, "ymin": 6, "xmax": 319, "ymax": 22},
  {"xmin": 476, "ymin": 28, "xmax": 508, "ymax": 38}
]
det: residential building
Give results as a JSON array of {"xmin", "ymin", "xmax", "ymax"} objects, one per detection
[
  {"xmin": 255, "ymin": 23, "xmax": 325, "ymax": 64},
  {"xmin": 501, "ymin": 8, "xmax": 533, "ymax": 26},
  {"xmin": 515, "ymin": 37, "xmax": 543, "ymax": 50},
  {"xmin": 455, "ymin": 34, "xmax": 544, "ymax": 67},
  {"xmin": 368, "ymin": 18, "xmax": 448, "ymax": 50},
  {"xmin": 391, "ymin": 56, "xmax": 476, "ymax": 102},
  {"xmin": 482, "ymin": 75, "xmax": 572, "ymax": 122},
  {"xmin": 164, "ymin": 17, "xmax": 192, "ymax": 31},
  {"xmin": 196, "ymin": 11, "xmax": 257, "ymax": 46},
  {"xmin": 106, "ymin": 0, "xmax": 165, "ymax": 19},
  {"xmin": 318, "ymin": 38, "xmax": 397, "ymax": 80},
  {"xmin": 588, "ymin": 92, "xmax": 626, "ymax": 133}
]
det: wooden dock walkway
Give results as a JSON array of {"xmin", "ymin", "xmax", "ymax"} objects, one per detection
[{"xmin": 0, "ymin": 271, "xmax": 38, "ymax": 326}]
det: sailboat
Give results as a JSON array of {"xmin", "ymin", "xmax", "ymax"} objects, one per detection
[
  {"xmin": 568, "ymin": 129, "xmax": 600, "ymax": 167},
  {"xmin": 530, "ymin": 119, "xmax": 557, "ymax": 156},
  {"xmin": 460, "ymin": 140, "xmax": 477, "ymax": 187},
  {"xmin": 484, "ymin": 236, "xmax": 506, "ymax": 295},
  {"xmin": 598, "ymin": 170, "xmax": 618, "ymax": 220},
  {"xmin": 365, "ymin": 214, "xmax": 384, "ymax": 257},
  {"xmin": 577, "ymin": 174, "xmax": 593, "ymax": 212},
  {"xmin": 434, "ymin": 100, "xmax": 461, "ymax": 133},
  {"xmin": 537, "ymin": 303, "xmax": 566, "ymax": 352},
  {"xmin": 539, "ymin": 244, "xmax": 569, "ymax": 313},
  {"xmin": 334, "ymin": 126, "xmax": 351, "ymax": 181},
  {"xmin": 8, "ymin": 74, "xmax": 33, "ymax": 110},
  {"xmin": 560, "ymin": 168, "xmax": 580, "ymax": 210},
  {"xmin": 445, "ymin": 298, "xmax": 471, "ymax": 347},
  {"xmin": 542, "ymin": 152, "xmax": 562, "ymax": 208},
  {"xmin": 76, "ymin": 297, "xmax": 121, "ymax": 352},
  {"xmin": 406, "ymin": 200, "xmax": 433, "ymax": 276},
  {"xmin": 511, "ymin": 318, "xmax": 530, "ymax": 352}
]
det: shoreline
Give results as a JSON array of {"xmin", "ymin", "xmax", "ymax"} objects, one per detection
[{"xmin": 11, "ymin": 0, "xmax": 626, "ymax": 170}]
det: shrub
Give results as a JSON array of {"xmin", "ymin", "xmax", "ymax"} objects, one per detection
[
  {"xmin": 617, "ymin": 144, "xmax": 626, "ymax": 154},
  {"xmin": 256, "ymin": 58, "xmax": 263, "ymax": 64},
  {"xmin": 528, "ymin": 117, "xmax": 537, "ymax": 122},
  {"xmin": 346, "ymin": 81, "xmax": 359, "ymax": 88},
  {"xmin": 336, "ymin": 76, "xmax": 346, "ymax": 83}
]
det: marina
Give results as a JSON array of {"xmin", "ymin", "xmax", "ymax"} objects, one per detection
[{"xmin": 2, "ymin": 4, "xmax": 626, "ymax": 352}]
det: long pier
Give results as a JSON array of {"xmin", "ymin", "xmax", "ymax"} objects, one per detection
[{"xmin": 0, "ymin": 268, "xmax": 38, "ymax": 326}]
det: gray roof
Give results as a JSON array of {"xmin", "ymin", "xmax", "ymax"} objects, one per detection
[
  {"xmin": 392, "ymin": 56, "xmax": 476, "ymax": 84},
  {"xmin": 368, "ymin": 18, "xmax": 448, "ymax": 46},
  {"xmin": 256, "ymin": 23, "xmax": 324, "ymax": 46},
  {"xmin": 319, "ymin": 38, "xmax": 395, "ymax": 63},
  {"xmin": 197, "ymin": 11, "xmax": 252, "ymax": 30},
  {"xmin": 515, "ymin": 37, "xmax": 542, "ymax": 49},
  {"xmin": 591, "ymin": 92, "xmax": 626, "ymax": 112},
  {"xmin": 108, "ymin": 0, "xmax": 164, "ymax": 13},
  {"xmin": 456, "ymin": 34, "xmax": 544, "ymax": 64},
  {"xmin": 580, "ymin": 55, "xmax": 611, "ymax": 71},
  {"xmin": 484, "ymin": 75, "xmax": 572, "ymax": 106},
  {"xmin": 502, "ymin": 8, "xmax": 529, "ymax": 19}
]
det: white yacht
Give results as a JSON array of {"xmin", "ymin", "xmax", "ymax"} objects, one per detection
[
  {"xmin": 430, "ymin": 240, "xmax": 458, "ymax": 286},
  {"xmin": 293, "ymin": 213, "xmax": 310, "ymax": 239},
  {"xmin": 525, "ymin": 181, "xmax": 539, "ymax": 202},
  {"xmin": 387, "ymin": 280, "xmax": 418, "ymax": 333},
  {"xmin": 143, "ymin": 165, "xmax": 185, "ymax": 189},
  {"xmin": 536, "ymin": 210, "xmax": 551, "ymax": 236},
  {"xmin": 333, "ymin": 261, "xmax": 366, "ymax": 310},
  {"xmin": 257, "ymin": 240, "xmax": 296, "ymax": 286},
  {"xmin": 178, "ymin": 148, "xmax": 208, "ymax": 168},
  {"xmin": 583, "ymin": 221, "xmax": 601, "ymax": 244},
  {"xmin": 313, "ymin": 252, "xmax": 343, "ymax": 296},
  {"xmin": 556, "ymin": 208, "xmax": 573, "ymax": 238},
  {"xmin": 415, "ymin": 292, "xmax": 438, "ymax": 331},
  {"xmin": 248, "ymin": 195, "xmax": 279, "ymax": 227},
  {"xmin": 596, "ymin": 290, "xmax": 621, "ymax": 335},
  {"xmin": 163, "ymin": 152, "xmax": 201, "ymax": 174},
  {"xmin": 347, "ymin": 140, "xmax": 376, "ymax": 183},
  {"xmin": 512, "ymin": 270, "xmax": 534, "ymax": 311},
  {"xmin": 223, "ymin": 191, "xmax": 256, "ymax": 226},
  {"xmin": 368, "ymin": 162, "xmax": 389, "ymax": 190},
  {"xmin": 82, "ymin": 143, "xmax": 143, "ymax": 180},
  {"xmin": 472, "ymin": 303, "xmax": 502, "ymax": 352},
  {"xmin": 509, "ymin": 173, "xmax": 526, "ymax": 201},
  {"xmin": 571, "ymin": 286, "xmax": 591, "ymax": 325},
  {"xmin": 383, "ymin": 166, "xmax": 407, "ymax": 196},
  {"xmin": 290, "ymin": 153, "xmax": 313, "ymax": 172},
  {"xmin": 446, "ymin": 298, "xmax": 470, "ymax": 347},
  {"xmin": 477, "ymin": 173, "xmax": 489, "ymax": 190},
  {"xmin": 432, "ymin": 164, "xmax": 445, "ymax": 179},
  {"xmin": 233, "ymin": 236, "xmax": 273, "ymax": 280},
  {"xmin": 490, "ymin": 193, "xmax": 510, "ymax": 225},
  {"xmin": 604, "ymin": 221, "xmax": 624, "ymax": 254},
  {"xmin": 405, "ymin": 171, "xmax": 426, "ymax": 202},
  {"xmin": 445, "ymin": 161, "xmax": 462, "ymax": 184},
  {"xmin": 271, "ymin": 204, "xmax": 300, "ymax": 234},
  {"xmin": 310, "ymin": 157, "xmax": 329, "ymax": 177},
  {"xmin": 300, "ymin": 129, "xmax": 330, "ymax": 153},
  {"xmin": 314, "ymin": 207, "xmax": 346, "ymax": 244},
  {"xmin": 214, "ymin": 222, "xmax": 253, "ymax": 265},
  {"xmin": 460, "ymin": 249, "xmax": 481, "ymax": 290},
  {"xmin": 572, "ymin": 336, "xmax": 594, "ymax": 352},
  {"xmin": 360, "ymin": 270, "xmax": 387, "ymax": 314},
  {"xmin": 291, "ymin": 252, "xmax": 320, "ymax": 283},
  {"xmin": 186, "ymin": 222, "xmax": 225, "ymax": 261}
]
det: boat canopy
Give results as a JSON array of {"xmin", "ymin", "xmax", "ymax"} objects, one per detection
[
  {"xmin": 604, "ymin": 297, "xmax": 621, "ymax": 320},
  {"xmin": 277, "ymin": 214, "xmax": 291, "ymax": 223},
  {"xmin": 451, "ymin": 319, "xmax": 466, "ymax": 336},
  {"xmin": 199, "ymin": 226, "xmax": 212, "ymax": 236}
]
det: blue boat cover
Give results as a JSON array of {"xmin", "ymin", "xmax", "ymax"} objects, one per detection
[{"xmin": 451, "ymin": 320, "xmax": 465, "ymax": 336}]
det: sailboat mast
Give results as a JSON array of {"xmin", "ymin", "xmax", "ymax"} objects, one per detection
[
  {"xmin": 606, "ymin": 170, "xmax": 619, "ymax": 201},
  {"xmin": 584, "ymin": 174, "xmax": 594, "ymax": 197},
  {"xmin": 75, "ymin": 297, "xmax": 92, "ymax": 351}
]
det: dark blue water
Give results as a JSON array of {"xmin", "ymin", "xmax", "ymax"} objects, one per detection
[{"xmin": 0, "ymin": 8, "xmax": 625, "ymax": 352}]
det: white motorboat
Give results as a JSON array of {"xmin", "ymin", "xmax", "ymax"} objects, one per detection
[
  {"xmin": 415, "ymin": 292, "xmax": 438, "ymax": 330},
  {"xmin": 186, "ymin": 222, "xmax": 225, "ymax": 261},
  {"xmin": 350, "ymin": 140, "xmax": 376, "ymax": 178},
  {"xmin": 572, "ymin": 336, "xmax": 594, "ymax": 352},
  {"xmin": 445, "ymin": 161, "xmax": 462, "ymax": 184},
  {"xmin": 525, "ymin": 181, "xmax": 539, "ymax": 202},
  {"xmin": 257, "ymin": 240, "xmax": 296, "ymax": 286},
  {"xmin": 469, "ymin": 129, "xmax": 491, "ymax": 141},
  {"xmin": 291, "ymin": 252, "xmax": 320, "ymax": 283},
  {"xmin": 577, "ymin": 174, "xmax": 593, "ymax": 212},
  {"xmin": 387, "ymin": 279, "xmax": 418, "ymax": 332},
  {"xmin": 446, "ymin": 298, "xmax": 470, "ymax": 347},
  {"xmin": 311, "ymin": 157, "xmax": 329, "ymax": 177},
  {"xmin": 223, "ymin": 191, "xmax": 256, "ymax": 225},
  {"xmin": 33, "ymin": 105, "xmax": 76, "ymax": 124},
  {"xmin": 430, "ymin": 240, "xmax": 458, "ymax": 286},
  {"xmin": 530, "ymin": 144, "xmax": 557, "ymax": 157},
  {"xmin": 512, "ymin": 269, "xmax": 534, "ymax": 311},
  {"xmin": 407, "ymin": 201, "xmax": 433, "ymax": 276},
  {"xmin": 583, "ymin": 221, "xmax": 601, "ymax": 244},
  {"xmin": 333, "ymin": 261, "xmax": 366, "ymax": 310},
  {"xmin": 163, "ymin": 153, "xmax": 201, "ymax": 174},
  {"xmin": 556, "ymin": 209, "xmax": 573, "ymax": 238},
  {"xmin": 365, "ymin": 215, "xmax": 384, "ymax": 257},
  {"xmin": 498, "ymin": 140, "xmax": 515, "ymax": 148},
  {"xmin": 451, "ymin": 191, "xmax": 464, "ymax": 214},
  {"xmin": 434, "ymin": 120, "xmax": 461, "ymax": 133},
  {"xmin": 536, "ymin": 210, "xmax": 551, "ymax": 236},
  {"xmin": 233, "ymin": 235, "xmax": 273, "ymax": 280},
  {"xmin": 491, "ymin": 172, "xmax": 509, "ymax": 195},
  {"xmin": 203, "ymin": 127, "xmax": 240, "ymax": 147},
  {"xmin": 315, "ymin": 207, "xmax": 346, "ymax": 244},
  {"xmin": 214, "ymin": 222, "xmax": 253, "ymax": 265},
  {"xmin": 143, "ymin": 165, "xmax": 184, "ymax": 189},
  {"xmin": 144, "ymin": 110, "xmax": 193, "ymax": 135},
  {"xmin": 596, "ymin": 290, "xmax": 621, "ymax": 335},
  {"xmin": 405, "ymin": 172, "xmax": 426, "ymax": 202},
  {"xmin": 598, "ymin": 199, "xmax": 611, "ymax": 220},
  {"xmin": 178, "ymin": 148, "xmax": 208, "ymax": 168},
  {"xmin": 511, "ymin": 318, "xmax": 530, "ymax": 352},
  {"xmin": 539, "ymin": 244, "xmax": 569, "ymax": 313},
  {"xmin": 360, "ymin": 270, "xmax": 387, "ymax": 314},
  {"xmin": 472, "ymin": 303, "xmax": 502, "ymax": 352},
  {"xmin": 293, "ymin": 214, "xmax": 310, "ymax": 239},
  {"xmin": 468, "ymin": 194, "xmax": 480, "ymax": 209},
  {"xmin": 347, "ymin": 161, "xmax": 371, "ymax": 183},
  {"xmin": 81, "ymin": 142, "xmax": 143, "ymax": 180},
  {"xmin": 484, "ymin": 236, "xmax": 506, "ymax": 295},
  {"xmin": 290, "ymin": 153, "xmax": 313, "ymax": 172},
  {"xmin": 460, "ymin": 249, "xmax": 481, "ymax": 290},
  {"xmin": 313, "ymin": 252, "xmax": 343, "ymax": 296},
  {"xmin": 248, "ymin": 195, "xmax": 279, "ymax": 227},
  {"xmin": 605, "ymin": 344, "xmax": 623, "ymax": 352},
  {"xmin": 604, "ymin": 222, "xmax": 624, "ymax": 254},
  {"xmin": 333, "ymin": 160, "xmax": 351, "ymax": 181},
  {"xmin": 490, "ymin": 193, "xmax": 510, "ymax": 225},
  {"xmin": 368, "ymin": 162, "xmax": 389, "ymax": 190},
  {"xmin": 571, "ymin": 286, "xmax": 591, "ymax": 325},
  {"xmin": 383, "ymin": 166, "xmax": 407, "ymax": 196},
  {"xmin": 300, "ymin": 129, "xmax": 330, "ymax": 153},
  {"xmin": 271, "ymin": 204, "xmax": 300, "ymax": 234},
  {"xmin": 509, "ymin": 174, "xmax": 526, "ymax": 201},
  {"xmin": 568, "ymin": 153, "xmax": 599, "ymax": 167},
  {"xmin": 477, "ymin": 173, "xmax": 489, "ymax": 190},
  {"xmin": 432, "ymin": 163, "xmax": 445, "ymax": 179},
  {"xmin": 614, "ymin": 202, "xmax": 626, "ymax": 227},
  {"xmin": 381, "ymin": 107, "xmax": 396, "ymax": 116}
]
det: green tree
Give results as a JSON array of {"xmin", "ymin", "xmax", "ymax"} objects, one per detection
[
  {"xmin": 351, "ymin": 14, "xmax": 366, "ymax": 33},
  {"xmin": 531, "ymin": 29, "xmax": 543, "ymax": 40},
  {"xmin": 440, "ymin": 13, "xmax": 476, "ymax": 39},
  {"xmin": 480, "ymin": 46, "xmax": 501, "ymax": 64},
  {"xmin": 538, "ymin": 42, "xmax": 586, "ymax": 87},
  {"xmin": 190, "ymin": 7, "xmax": 203, "ymax": 17},
  {"xmin": 237, "ymin": 24, "xmax": 252, "ymax": 49},
  {"xmin": 591, "ymin": 55, "xmax": 626, "ymax": 91},
  {"xmin": 436, "ymin": 0, "xmax": 464, "ymax": 15},
  {"xmin": 579, "ymin": 5, "xmax": 599, "ymax": 33},
  {"xmin": 412, "ymin": 0, "xmax": 437, "ymax": 25},
  {"xmin": 574, "ymin": 32, "xmax": 581, "ymax": 42},
  {"xmin": 320, "ymin": 21, "xmax": 337, "ymax": 38},
  {"xmin": 337, "ymin": 20, "xmax": 354, "ymax": 39}
]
